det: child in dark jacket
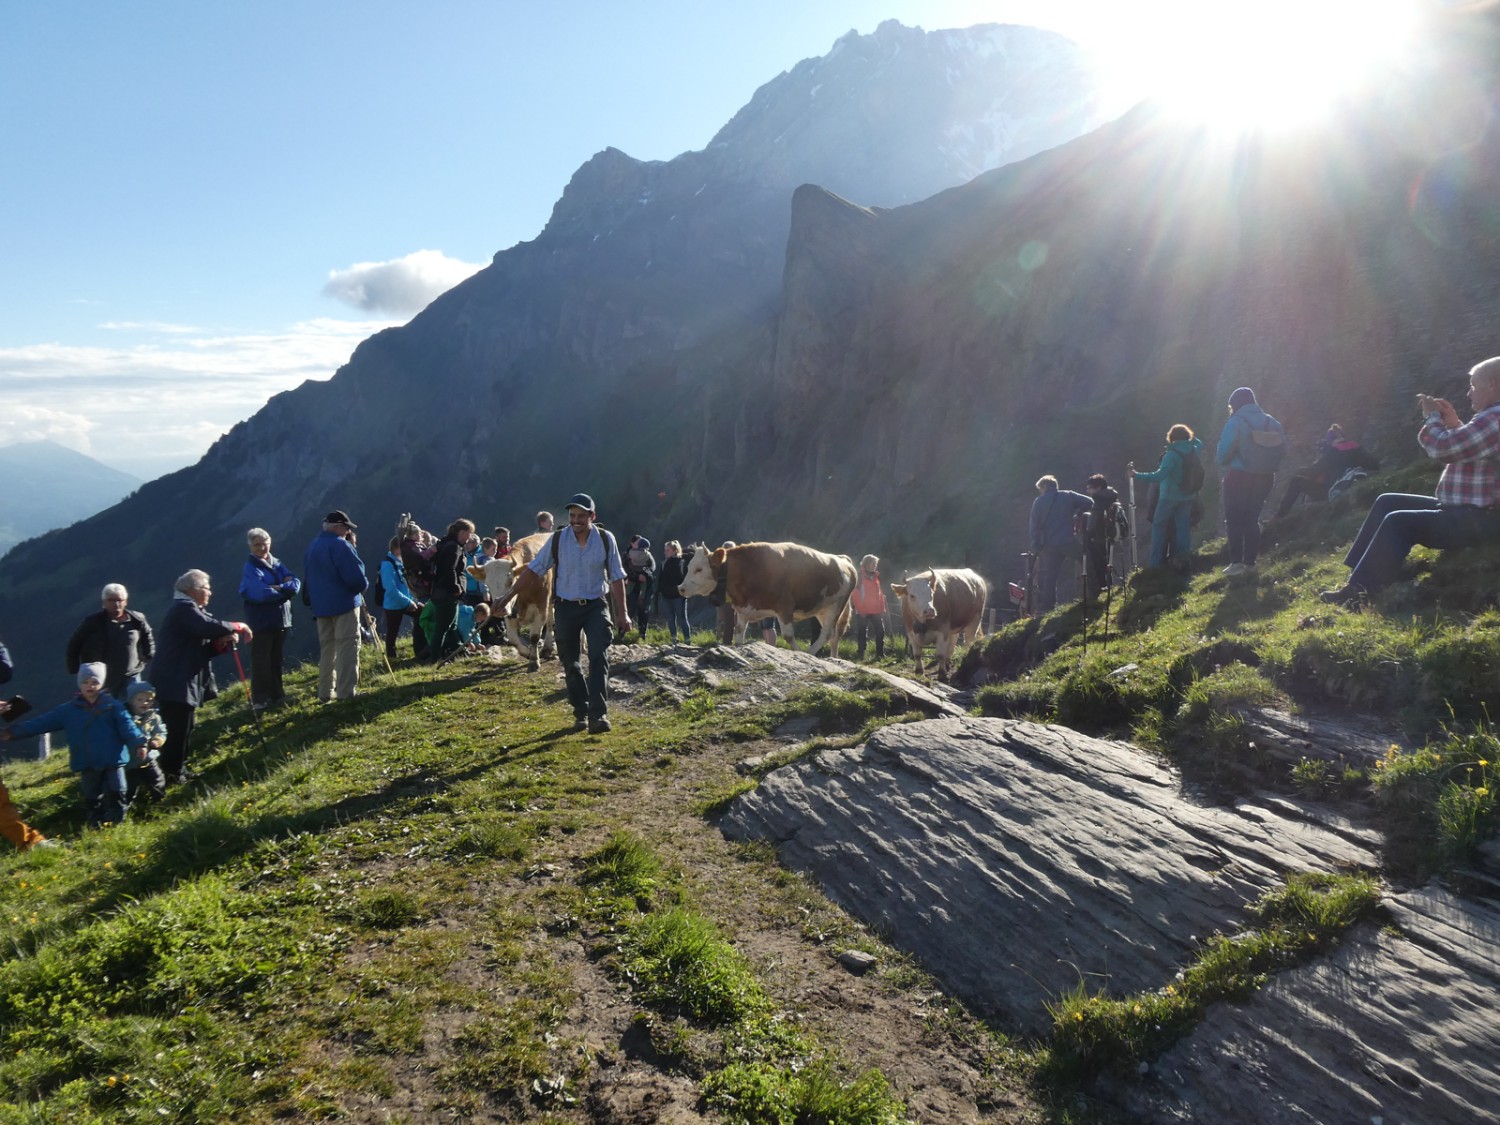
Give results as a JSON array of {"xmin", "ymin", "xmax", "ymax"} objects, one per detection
[
  {"xmin": 0, "ymin": 663, "xmax": 147, "ymax": 827},
  {"xmin": 124, "ymin": 681, "xmax": 168, "ymax": 805}
]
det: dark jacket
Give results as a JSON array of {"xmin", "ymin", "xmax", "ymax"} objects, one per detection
[
  {"xmin": 303, "ymin": 531, "xmax": 367, "ymax": 617},
  {"xmin": 147, "ymin": 597, "xmax": 234, "ymax": 707},
  {"xmin": 1029, "ymin": 488, "xmax": 1092, "ymax": 551},
  {"xmin": 657, "ymin": 556, "xmax": 687, "ymax": 600},
  {"xmin": 0, "ymin": 641, "xmax": 11, "ymax": 685},
  {"xmin": 1083, "ymin": 486, "xmax": 1123, "ymax": 545},
  {"xmin": 65, "ymin": 609, "xmax": 155, "ymax": 695},
  {"xmin": 430, "ymin": 534, "xmax": 467, "ymax": 600},
  {"xmin": 239, "ymin": 555, "xmax": 301, "ymax": 632},
  {"xmin": 1309, "ymin": 441, "xmax": 1381, "ymax": 485}
]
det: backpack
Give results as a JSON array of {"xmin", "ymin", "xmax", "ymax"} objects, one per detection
[
  {"xmin": 1176, "ymin": 447, "xmax": 1206, "ymax": 496},
  {"xmin": 1237, "ymin": 413, "xmax": 1287, "ymax": 474},
  {"xmin": 1327, "ymin": 467, "xmax": 1369, "ymax": 502},
  {"xmin": 1106, "ymin": 502, "xmax": 1130, "ymax": 543},
  {"xmin": 369, "ymin": 556, "xmax": 390, "ymax": 608}
]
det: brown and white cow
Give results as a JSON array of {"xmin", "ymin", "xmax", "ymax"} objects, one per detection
[
  {"xmin": 891, "ymin": 568, "xmax": 987, "ymax": 679},
  {"xmin": 467, "ymin": 531, "xmax": 555, "ymax": 669},
  {"xmin": 677, "ymin": 541, "xmax": 857, "ymax": 655}
]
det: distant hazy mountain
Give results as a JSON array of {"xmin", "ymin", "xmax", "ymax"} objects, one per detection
[{"xmin": 0, "ymin": 441, "xmax": 142, "ymax": 557}]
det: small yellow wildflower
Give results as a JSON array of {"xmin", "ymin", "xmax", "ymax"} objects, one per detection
[
  {"xmin": 1477, "ymin": 788, "xmax": 1490, "ymax": 799},
  {"xmin": 107, "ymin": 1076, "xmax": 117, "ymax": 1087},
  {"xmin": 1074, "ymin": 1011, "xmax": 1084, "ymax": 1022}
]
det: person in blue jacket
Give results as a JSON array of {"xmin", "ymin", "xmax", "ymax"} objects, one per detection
[
  {"xmin": 238, "ymin": 527, "xmax": 301, "ymax": 710},
  {"xmin": 1029, "ymin": 475, "xmax": 1093, "ymax": 613},
  {"xmin": 1129, "ymin": 424, "xmax": 1205, "ymax": 567},
  {"xmin": 1216, "ymin": 386, "xmax": 1286, "ymax": 575},
  {"xmin": 0, "ymin": 662, "xmax": 146, "ymax": 827},
  {"xmin": 379, "ymin": 534, "xmax": 423, "ymax": 664},
  {"xmin": 303, "ymin": 511, "xmax": 368, "ymax": 701}
]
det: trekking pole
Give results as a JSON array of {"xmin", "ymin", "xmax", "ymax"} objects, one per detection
[
  {"xmin": 1127, "ymin": 465, "xmax": 1139, "ymax": 576},
  {"xmin": 366, "ymin": 606, "xmax": 395, "ymax": 677},
  {"xmin": 1079, "ymin": 556, "xmax": 1089, "ymax": 665},
  {"xmin": 1103, "ymin": 564, "xmax": 1114, "ymax": 648},
  {"xmin": 228, "ymin": 644, "xmax": 272, "ymax": 752}
]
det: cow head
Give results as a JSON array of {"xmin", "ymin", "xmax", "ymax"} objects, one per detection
[
  {"xmin": 899, "ymin": 572, "xmax": 938, "ymax": 623},
  {"xmin": 676, "ymin": 544, "xmax": 725, "ymax": 599},
  {"xmin": 469, "ymin": 558, "xmax": 518, "ymax": 603}
]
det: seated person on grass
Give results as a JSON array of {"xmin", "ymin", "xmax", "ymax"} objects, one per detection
[{"xmin": 1322, "ymin": 356, "xmax": 1500, "ymax": 607}]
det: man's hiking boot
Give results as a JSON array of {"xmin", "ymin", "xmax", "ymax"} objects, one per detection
[
  {"xmin": 588, "ymin": 716, "xmax": 612, "ymax": 734},
  {"xmin": 1319, "ymin": 585, "xmax": 1367, "ymax": 608}
]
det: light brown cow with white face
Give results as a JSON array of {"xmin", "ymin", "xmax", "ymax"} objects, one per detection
[
  {"xmin": 677, "ymin": 541, "xmax": 856, "ymax": 655},
  {"xmin": 891, "ymin": 568, "xmax": 987, "ymax": 679},
  {"xmin": 468, "ymin": 531, "xmax": 554, "ymax": 669}
]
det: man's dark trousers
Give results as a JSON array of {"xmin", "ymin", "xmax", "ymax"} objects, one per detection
[
  {"xmin": 1345, "ymin": 492, "xmax": 1500, "ymax": 592},
  {"xmin": 553, "ymin": 598, "xmax": 613, "ymax": 720}
]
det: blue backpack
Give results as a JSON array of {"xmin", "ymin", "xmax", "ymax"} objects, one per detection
[{"xmin": 1237, "ymin": 412, "xmax": 1287, "ymax": 474}]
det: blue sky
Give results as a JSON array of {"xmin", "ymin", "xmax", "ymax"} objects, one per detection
[{"xmin": 0, "ymin": 1, "xmax": 1405, "ymax": 478}]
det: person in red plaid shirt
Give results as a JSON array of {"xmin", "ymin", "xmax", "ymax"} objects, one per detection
[{"xmin": 1322, "ymin": 357, "xmax": 1500, "ymax": 606}]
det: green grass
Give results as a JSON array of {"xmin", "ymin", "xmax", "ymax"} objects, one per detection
[
  {"xmin": 581, "ymin": 834, "xmax": 910, "ymax": 1124},
  {"xmin": 1042, "ymin": 872, "xmax": 1381, "ymax": 1085},
  {"xmin": 0, "ymin": 652, "xmax": 938, "ymax": 1121},
  {"xmin": 960, "ymin": 468, "xmax": 1500, "ymax": 867}
]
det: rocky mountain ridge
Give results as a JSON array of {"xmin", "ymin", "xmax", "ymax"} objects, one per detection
[{"xmin": 0, "ymin": 20, "xmax": 1109, "ymax": 701}]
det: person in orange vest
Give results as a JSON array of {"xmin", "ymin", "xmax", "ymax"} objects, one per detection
[{"xmin": 850, "ymin": 554, "xmax": 888, "ymax": 661}]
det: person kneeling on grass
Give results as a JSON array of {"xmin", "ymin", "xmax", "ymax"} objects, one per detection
[{"xmin": 0, "ymin": 663, "xmax": 147, "ymax": 828}]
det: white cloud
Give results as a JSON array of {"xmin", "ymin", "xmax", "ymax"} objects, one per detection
[
  {"xmin": 0, "ymin": 317, "xmax": 398, "ymax": 479},
  {"xmin": 323, "ymin": 249, "xmax": 485, "ymax": 316},
  {"xmin": 97, "ymin": 320, "xmax": 200, "ymax": 334}
]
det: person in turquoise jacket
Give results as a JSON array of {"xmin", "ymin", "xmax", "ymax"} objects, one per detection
[
  {"xmin": 0, "ymin": 662, "xmax": 147, "ymax": 827},
  {"xmin": 1129, "ymin": 424, "xmax": 1205, "ymax": 567}
]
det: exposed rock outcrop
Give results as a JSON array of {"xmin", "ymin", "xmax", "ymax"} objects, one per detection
[
  {"xmin": 719, "ymin": 716, "xmax": 1379, "ymax": 1036},
  {"xmin": 1127, "ymin": 887, "xmax": 1500, "ymax": 1123}
]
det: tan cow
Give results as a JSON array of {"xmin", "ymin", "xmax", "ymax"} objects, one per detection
[
  {"xmin": 891, "ymin": 568, "xmax": 987, "ymax": 679},
  {"xmin": 467, "ymin": 531, "xmax": 555, "ymax": 669},
  {"xmin": 677, "ymin": 541, "xmax": 857, "ymax": 655}
]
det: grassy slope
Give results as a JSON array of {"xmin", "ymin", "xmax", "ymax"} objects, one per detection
[
  {"xmin": 0, "ymin": 644, "xmax": 1029, "ymax": 1124},
  {"xmin": 965, "ymin": 467, "xmax": 1500, "ymax": 874},
  {"xmin": 2, "ymin": 468, "xmax": 1496, "ymax": 1121}
]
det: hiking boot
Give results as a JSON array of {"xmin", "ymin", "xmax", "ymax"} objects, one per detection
[
  {"xmin": 571, "ymin": 713, "xmax": 588, "ymax": 732},
  {"xmin": 1319, "ymin": 585, "xmax": 1366, "ymax": 608},
  {"xmin": 588, "ymin": 716, "xmax": 612, "ymax": 734}
]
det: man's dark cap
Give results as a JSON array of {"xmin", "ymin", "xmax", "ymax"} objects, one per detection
[
  {"xmin": 565, "ymin": 493, "xmax": 595, "ymax": 513},
  {"xmin": 325, "ymin": 510, "xmax": 357, "ymax": 528}
]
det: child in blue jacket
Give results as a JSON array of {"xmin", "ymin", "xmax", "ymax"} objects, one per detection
[{"xmin": 0, "ymin": 663, "xmax": 147, "ymax": 827}]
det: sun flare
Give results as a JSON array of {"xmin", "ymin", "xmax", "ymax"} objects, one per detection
[{"xmin": 1118, "ymin": 0, "xmax": 1424, "ymax": 130}]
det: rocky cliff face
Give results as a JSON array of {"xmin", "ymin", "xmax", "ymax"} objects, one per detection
[
  {"xmin": 0, "ymin": 21, "xmax": 1106, "ymax": 699},
  {"xmin": 731, "ymin": 8, "xmax": 1500, "ymax": 572}
]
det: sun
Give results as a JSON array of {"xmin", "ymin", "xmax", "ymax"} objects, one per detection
[{"xmin": 1120, "ymin": 0, "xmax": 1424, "ymax": 131}]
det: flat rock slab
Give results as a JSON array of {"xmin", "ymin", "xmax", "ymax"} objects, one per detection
[
  {"xmin": 720, "ymin": 717, "xmax": 1378, "ymax": 1037},
  {"xmin": 1128, "ymin": 885, "xmax": 1500, "ymax": 1123}
]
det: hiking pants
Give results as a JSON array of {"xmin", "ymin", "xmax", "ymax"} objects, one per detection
[
  {"xmin": 1345, "ymin": 493, "xmax": 1500, "ymax": 593},
  {"xmin": 1222, "ymin": 470, "xmax": 1275, "ymax": 565},
  {"xmin": 316, "ymin": 610, "xmax": 360, "ymax": 701},
  {"xmin": 0, "ymin": 778, "xmax": 44, "ymax": 850},
  {"xmin": 854, "ymin": 613, "xmax": 886, "ymax": 659},
  {"xmin": 79, "ymin": 766, "xmax": 128, "ymax": 827},
  {"xmin": 659, "ymin": 595, "xmax": 690, "ymax": 643},
  {"xmin": 553, "ymin": 598, "xmax": 613, "ymax": 721}
]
